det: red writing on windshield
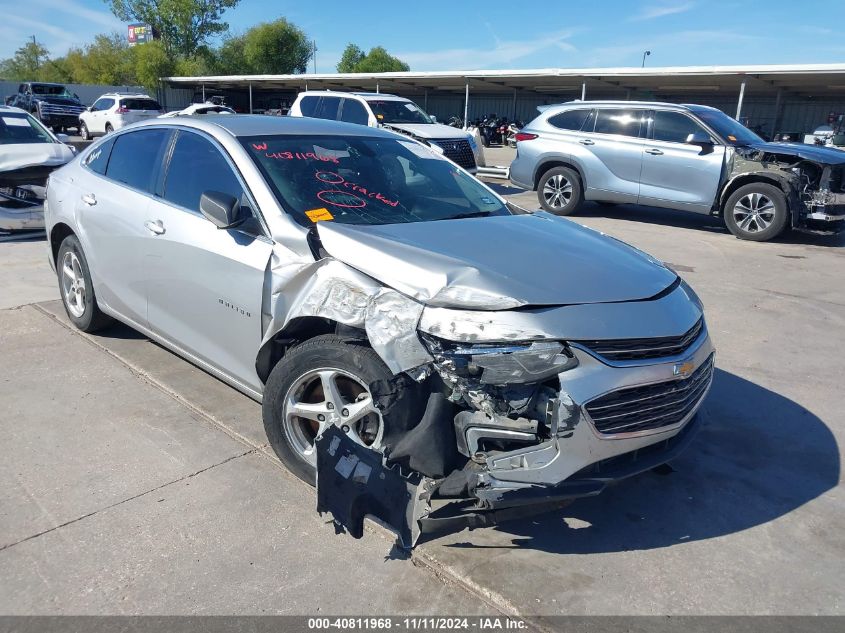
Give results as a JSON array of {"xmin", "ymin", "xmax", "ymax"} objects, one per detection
[
  {"xmin": 252, "ymin": 142, "xmax": 267, "ymax": 150},
  {"xmin": 314, "ymin": 171, "xmax": 399, "ymax": 208},
  {"xmin": 264, "ymin": 151, "xmax": 339, "ymax": 164}
]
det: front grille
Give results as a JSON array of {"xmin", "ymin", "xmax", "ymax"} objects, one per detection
[
  {"xmin": 430, "ymin": 138, "xmax": 476, "ymax": 170},
  {"xmin": 39, "ymin": 104, "xmax": 85, "ymax": 116},
  {"xmin": 575, "ymin": 318, "xmax": 703, "ymax": 362},
  {"xmin": 585, "ymin": 354, "xmax": 714, "ymax": 435}
]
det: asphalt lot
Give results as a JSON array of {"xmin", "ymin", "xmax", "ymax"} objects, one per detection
[{"xmin": 1, "ymin": 174, "xmax": 844, "ymax": 618}]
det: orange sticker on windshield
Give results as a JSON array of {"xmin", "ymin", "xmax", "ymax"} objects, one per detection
[{"xmin": 305, "ymin": 207, "xmax": 334, "ymax": 222}]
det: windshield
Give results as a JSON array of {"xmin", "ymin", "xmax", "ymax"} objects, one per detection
[
  {"xmin": 242, "ymin": 134, "xmax": 508, "ymax": 226},
  {"xmin": 690, "ymin": 107, "xmax": 762, "ymax": 146},
  {"xmin": 31, "ymin": 84, "xmax": 73, "ymax": 98},
  {"xmin": 366, "ymin": 99, "xmax": 432, "ymax": 125},
  {"xmin": 0, "ymin": 112, "xmax": 55, "ymax": 145}
]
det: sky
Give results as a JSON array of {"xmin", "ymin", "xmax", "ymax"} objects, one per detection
[{"xmin": 2, "ymin": 0, "xmax": 844, "ymax": 71}]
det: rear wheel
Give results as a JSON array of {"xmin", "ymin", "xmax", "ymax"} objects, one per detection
[
  {"xmin": 723, "ymin": 183, "xmax": 789, "ymax": 242},
  {"xmin": 56, "ymin": 235, "xmax": 114, "ymax": 332},
  {"xmin": 262, "ymin": 335, "xmax": 393, "ymax": 485},
  {"xmin": 104, "ymin": 123, "xmax": 113, "ymax": 134},
  {"xmin": 537, "ymin": 166, "xmax": 583, "ymax": 215}
]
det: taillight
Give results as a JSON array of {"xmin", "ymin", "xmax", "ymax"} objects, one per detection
[
  {"xmin": 116, "ymin": 106, "xmax": 129, "ymax": 114},
  {"xmin": 515, "ymin": 132, "xmax": 538, "ymax": 142}
]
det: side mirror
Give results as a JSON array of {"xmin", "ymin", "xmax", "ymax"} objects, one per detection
[
  {"xmin": 200, "ymin": 191, "xmax": 242, "ymax": 229},
  {"xmin": 87, "ymin": 106, "xmax": 95, "ymax": 112},
  {"xmin": 686, "ymin": 131, "xmax": 713, "ymax": 146},
  {"xmin": 429, "ymin": 115, "xmax": 437, "ymax": 123}
]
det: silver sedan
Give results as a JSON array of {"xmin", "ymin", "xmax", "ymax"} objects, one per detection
[{"xmin": 44, "ymin": 115, "xmax": 713, "ymax": 546}]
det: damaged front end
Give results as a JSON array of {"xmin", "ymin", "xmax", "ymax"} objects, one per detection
[
  {"xmin": 0, "ymin": 164, "xmax": 53, "ymax": 233},
  {"xmin": 728, "ymin": 144, "xmax": 845, "ymax": 233}
]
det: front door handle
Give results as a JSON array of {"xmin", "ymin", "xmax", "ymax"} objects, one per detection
[
  {"xmin": 81, "ymin": 193, "xmax": 97, "ymax": 206},
  {"xmin": 144, "ymin": 219, "xmax": 166, "ymax": 235},
  {"xmin": 645, "ymin": 148, "xmax": 664, "ymax": 155},
  {"xmin": 579, "ymin": 139, "xmax": 595, "ymax": 145}
]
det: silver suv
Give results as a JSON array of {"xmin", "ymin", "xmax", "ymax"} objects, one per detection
[
  {"xmin": 45, "ymin": 115, "xmax": 713, "ymax": 546},
  {"xmin": 510, "ymin": 101, "xmax": 845, "ymax": 241}
]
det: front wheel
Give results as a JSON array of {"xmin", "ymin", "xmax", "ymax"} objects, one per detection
[
  {"xmin": 723, "ymin": 183, "xmax": 789, "ymax": 241},
  {"xmin": 537, "ymin": 166, "xmax": 583, "ymax": 215},
  {"xmin": 79, "ymin": 122, "xmax": 90, "ymax": 141},
  {"xmin": 56, "ymin": 235, "xmax": 114, "ymax": 332},
  {"xmin": 262, "ymin": 335, "xmax": 397, "ymax": 485}
]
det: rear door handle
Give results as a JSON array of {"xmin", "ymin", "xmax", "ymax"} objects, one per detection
[
  {"xmin": 645, "ymin": 148, "xmax": 664, "ymax": 155},
  {"xmin": 81, "ymin": 193, "xmax": 97, "ymax": 206},
  {"xmin": 579, "ymin": 139, "xmax": 595, "ymax": 145},
  {"xmin": 144, "ymin": 219, "xmax": 166, "ymax": 235}
]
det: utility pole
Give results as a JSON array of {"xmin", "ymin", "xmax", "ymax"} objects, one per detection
[
  {"xmin": 313, "ymin": 40, "xmax": 317, "ymax": 73},
  {"xmin": 641, "ymin": 50, "xmax": 651, "ymax": 68}
]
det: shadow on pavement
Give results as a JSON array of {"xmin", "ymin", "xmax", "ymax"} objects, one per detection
[{"xmin": 443, "ymin": 368, "xmax": 840, "ymax": 553}]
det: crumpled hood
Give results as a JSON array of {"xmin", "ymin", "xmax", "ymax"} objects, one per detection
[
  {"xmin": 745, "ymin": 141, "xmax": 845, "ymax": 165},
  {"xmin": 386, "ymin": 122, "xmax": 471, "ymax": 141},
  {"xmin": 0, "ymin": 143, "xmax": 75, "ymax": 172},
  {"xmin": 317, "ymin": 213, "xmax": 678, "ymax": 309}
]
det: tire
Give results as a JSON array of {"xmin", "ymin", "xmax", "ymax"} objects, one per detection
[
  {"xmin": 723, "ymin": 182, "xmax": 789, "ymax": 242},
  {"xmin": 79, "ymin": 122, "xmax": 90, "ymax": 141},
  {"xmin": 56, "ymin": 235, "xmax": 113, "ymax": 333},
  {"xmin": 104, "ymin": 123, "xmax": 113, "ymax": 134},
  {"xmin": 262, "ymin": 334, "xmax": 396, "ymax": 485},
  {"xmin": 537, "ymin": 166, "xmax": 583, "ymax": 215}
]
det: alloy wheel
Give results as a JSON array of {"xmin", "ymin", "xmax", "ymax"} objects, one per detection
[
  {"xmin": 283, "ymin": 367, "xmax": 383, "ymax": 466},
  {"xmin": 732, "ymin": 192, "xmax": 775, "ymax": 233},
  {"xmin": 542, "ymin": 174, "xmax": 573, "ymax": 209},
  {"xmin": 60, "ymin": 251, "xmax": 86, "ymax": 318}
]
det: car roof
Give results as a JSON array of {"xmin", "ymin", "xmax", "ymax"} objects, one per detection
[
  {"xmin": 98, "ymin": 93, "xmax": 153, "ymax": 99},
  {"xmin": 130, "ymin": 113, "xmax": 402, "ymax": 139},
  {"xmin": 0, "ymin": 105, "xmax": 28, "ymax": 114},
  {"xmin": 297, "ymin": 90, "xmax": 403, "ymax": 100},
  {"xmin": 544, "ymin": 100, "xmax": 695, "ymax": 110}
]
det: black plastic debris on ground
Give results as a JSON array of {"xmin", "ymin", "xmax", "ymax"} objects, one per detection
[{"xmin": 315, "ymin": 426, "xmax": 426, "ymax": 549}]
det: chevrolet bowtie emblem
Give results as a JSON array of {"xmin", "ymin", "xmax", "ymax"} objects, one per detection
[{"xmin": 673, "ymin": 360, "xmax": 695, "ymax": 379}]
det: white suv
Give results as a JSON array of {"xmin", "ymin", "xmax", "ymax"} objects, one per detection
[
  {"xmin": 290, "ymin": 91, "xmax": 481, "ymax": 173},
  {"xmin": 78, "ymin": 93, "xmax": 163, "ymax": 140}
]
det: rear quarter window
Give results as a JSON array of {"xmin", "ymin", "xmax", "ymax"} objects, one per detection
[
  {"xmin": 547, "ymin": 109, "xmax": 593, "ymax": 131},
  {"xmin": 83, "ymin": 137, "xmax": 115, "ymax": 175}
]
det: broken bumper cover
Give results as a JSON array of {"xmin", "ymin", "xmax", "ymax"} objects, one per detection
[{"xmin": 0, "ymin": 202, "xmax": 45, "ymax": 232}]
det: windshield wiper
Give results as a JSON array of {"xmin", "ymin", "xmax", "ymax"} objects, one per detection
[{"xmin": 445, "ymin": 211, "xmax": 492, "ymax": 220}]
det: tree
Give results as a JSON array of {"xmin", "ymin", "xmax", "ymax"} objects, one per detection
[
  {"xmin": 215, "ymin": 19, "xmax": 312, "ymax": 75},
  {"xmin": 131, "ymin": 40, "xmax": 174, "ymax": 93},
  {"xmin": 106, "ymin": 0, "xmax": 240, "ymax": 57},
  {"xmin": 0, "ymin": 41, "xmax": 52, "ymax": 80},
  {"xmin": 336, "ymin": 44, "xmax": 364, "ymax": 73},
  {"xmin": 215, "ymin": 33, "xmax": 246, "ymax": 75},
  {"xmin": 64, "ymin": 33, "xmax": 135, "ymax": 85},
  {"xmin": 335, "ymin": 44, "xmax": 409, "ymax": 73}
]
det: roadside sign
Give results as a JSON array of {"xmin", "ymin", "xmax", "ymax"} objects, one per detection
[{"xmin": 128, "ymin": 24, "xmax": 153, "ymax": 46}]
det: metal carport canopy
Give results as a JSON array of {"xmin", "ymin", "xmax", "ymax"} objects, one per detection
[{"xmin": 163, "ymin": 63, "xmax": 845, "ymax": 98}]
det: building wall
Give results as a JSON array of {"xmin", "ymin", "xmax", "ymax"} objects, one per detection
[{"xmin": 1, "ymin": 81, "xmax": 145, "ymax": 107}]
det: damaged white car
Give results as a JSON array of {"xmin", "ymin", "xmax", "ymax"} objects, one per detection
[
  {"xmin": 1, "ymin": 105, "xmax": 76, "ymax": 234},
  {"xmin": 44, "ymin": 115, "xmax": 714, "ymax": 547}
]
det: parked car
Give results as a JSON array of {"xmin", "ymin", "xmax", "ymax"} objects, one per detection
[
  {"xmin": 159, "ymin": 103, "xmax": 237, "ymax": 118},
  {"xmin": 1, "ymin": 105, "xmax": 76, "ymax": 233},
  {"xmin": 290, "ymin": 91, "xmax": 482, "ymax": 173},
  {"xmin": 45, "ymin": 115, "xmax": 713, "ymax": 547},
  {"xmin": 9, "ymin": 82, "xmax": 86, "ymax": 133},
  {"xmin": 78, "ymin": 93, "xmax": 164, "ymax": 140},
  {"xmin": 510, "ymin": 101, "xmax": 845, "ymax": 241}
]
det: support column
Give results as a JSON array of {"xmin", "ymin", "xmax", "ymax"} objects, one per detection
[
  {"xmin": 249, "ymin": 83, "xmax": 253, "ymax": 114},
  {"xmin": 512, "ymin": 88, "xmax": 517, "ymax": 119},
  {"xmin": 463, "ymin": 81, "xmax": 469, "ymax": 128},
  {"xmin": 772, "ymin": 88, "xmax": 783, "ymax": 138},
  {"xmin": 581, "ymin": 82, "xmax": 586, "ymax": 101},
  {"xmin": 735, "ymin": 80, "xmax": 746, "ymax": 120},
  {"xmin": 376, "ymin": 83, "xmax": 379, "ymax": 94},
  {"xmin": 202, "ymin": 84, "xmax": 205, "ymax": 101},
  {"xmin": 424, "ymin": 89, "xmax": 428, "ymax": 112}
]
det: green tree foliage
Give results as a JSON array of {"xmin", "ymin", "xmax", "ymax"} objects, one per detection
[
  {"xmin": 336, "ymin": 44, "xmax": 364, "ymax": 73},
  {"xmin": 106, "ymin": 0, "xmax": 240, "ymax": 57},
  {"xmin": 64, "ymin": 34, "xmax": 136, "ymax": 85},
  {"xmin": 131, "ymin": 40, "xmax": 174, "ymax": 92},
  {"xmin": 221, "ymin": 19, "xmax": 313, "ymax": 75},
  {"xmin": 0, "ymin": 41, "xmax": 52, "ymax": 81},
  {"xmin": 336, "ymin": 44, "xmax": 409, "ymax": 73}
]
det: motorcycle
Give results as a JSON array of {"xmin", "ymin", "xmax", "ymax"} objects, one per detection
[
  {"xmin": 505, "ymin": 120, "xmax": 523, "ymax": 147},
  {"xmin": 445, "ymin": 115, "xmax": 464, "ymax": 128}
]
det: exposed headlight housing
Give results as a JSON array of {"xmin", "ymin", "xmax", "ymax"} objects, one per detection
[{"xmin": 421, "ymin": 334, "xmax": 577, "ymax": 385}]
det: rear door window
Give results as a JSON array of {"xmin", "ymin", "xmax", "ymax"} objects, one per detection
[
  {"xmin": 594, "ymin": 109, "xmax": 646, "ymax": 138},
  {"xmin": 314, "ymin": 96, "xmax": 341, "ymax": 120},
  {"xmin": 299, "ymin": 96, "xmax": 319, "ymax": 117},
  {"xmin": 105, "ymin": 128, "xmax": 171, "ymax": 193},
  {"xmin": 82, "ymin": 137, "xmax": 115, "ymax": 174},
  {"xmin": 340, "ymin": 99, "xmax": 369, "ymax": 125},
  {"xmin": 651, "ymin": 110, "xmax": 710, "ymax": 144},
  {"xmin": 163, "ymin": 131, "xmax": 244, "ymax": 213},
  {"xmin": 548, "ymin": 109, "xmax": 593, "ymax": 131}
]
